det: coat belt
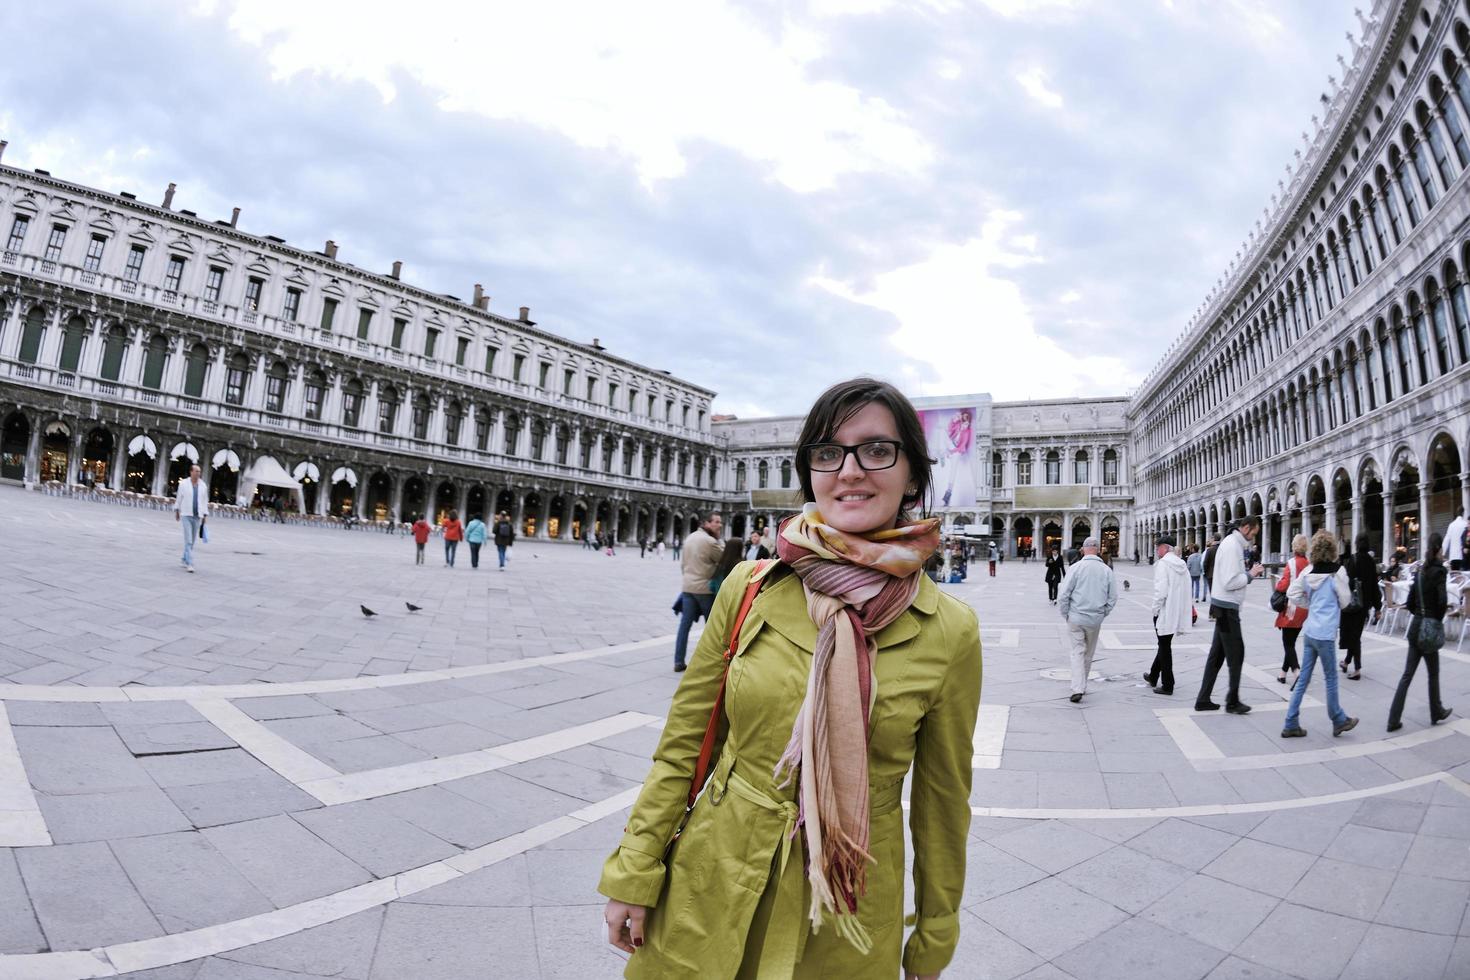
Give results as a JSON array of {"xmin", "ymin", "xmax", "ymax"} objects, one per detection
[{"xmin": 709, "ymin": 753, "xmax": 904, "ymax": 976}]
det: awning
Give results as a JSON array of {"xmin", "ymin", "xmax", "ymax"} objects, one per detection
[
  {"xmin": 293, "ymin": 461, "xmax": 321, "ymax": 482},
  {"xmin": 170, "ymin": 442, "xmax": 200, "ymax": 463},
  {"xmin": 212, "ymin": 448, "xmax": 242, "ymax": 471},
  {"xmin": 241, "ymin": 455, "xmax": 300, "ymax": 490},
  {"xmin": 44, "ymin": 420, "xmax": 70, "ymax": 437},
  {"xmin": 331, "ymin": 466, "xmax": 358, "ymax": 488},
  {"xmin": 127, "ymin": 434, "xmax": 158, "ymax": 458}
]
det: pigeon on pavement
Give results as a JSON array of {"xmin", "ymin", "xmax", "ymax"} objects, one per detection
[
  {"xmin": 360, "ymin": 605, "xmax": 377, "ymax": 617},
  {"xmin": 405, "ymin": 602, "xmax": 422, "ymax": 612}
]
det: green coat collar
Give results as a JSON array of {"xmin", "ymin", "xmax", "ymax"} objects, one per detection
[{"xmin": 746, "ymin": 567, "xmax": 939, "ymax": 654}]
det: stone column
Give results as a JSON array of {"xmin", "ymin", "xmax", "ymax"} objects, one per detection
[
  {"xmin": 391, "ymin": 475, "xmax": 405, "ymax": 524},
  {"xmin": 1324, "ymin": 481, "xmax": 1336, "ymax": 544},
  {"xmin": 512, "ymin": 491, "xmax": 526, "ymax": 534},
  {"xmin": 424, "ymin": 481, "xmax": 439, "ymax": 523},
  {"xmin": 1383, "ymin": 492, "xmax": 1394, "ymax": 560},
  {"xmin": 1418, "ymin": 483, "xmax": 1432, "ymax": 558},
  {"xmin": 1351, "ymin": 495, "xmax": 1363, "ymax": 546},
  {"xmin": 536, "ymin": 493, "xmax": 552, "ymax": 539}
]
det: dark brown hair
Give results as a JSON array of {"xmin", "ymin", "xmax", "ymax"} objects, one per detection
[{"xmin": 795, "ymin": 377, "xmax": 935, "ymax": 519}]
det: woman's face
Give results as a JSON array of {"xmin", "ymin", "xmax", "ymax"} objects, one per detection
[{"xmin": 811, "ymin": 401, "xmax": 912, "ymax": 535}]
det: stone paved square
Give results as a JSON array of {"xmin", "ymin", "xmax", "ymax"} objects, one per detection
[{"xmin": 1, "ymin": 486, "xmax": 1467, "ymax": 978}]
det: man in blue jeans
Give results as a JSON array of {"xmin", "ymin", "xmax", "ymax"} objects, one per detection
[
  {"xmin": 172, "ymin": 463, "xmax": 209, "ymax": 573},
  {"xmin": 673, "ymin": 511, "xmax": 724, "ymax": 671}
]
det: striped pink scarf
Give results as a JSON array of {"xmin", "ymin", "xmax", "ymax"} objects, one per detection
[{"xmin": 773, "ymin": 504, "xmax": 940, "ymax": 952}]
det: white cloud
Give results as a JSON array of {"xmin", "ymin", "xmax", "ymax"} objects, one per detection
[
  {"xmin": 810, "ymin": 213, "xmax": 1139, "ymax": 401},
  {"xmin": 216, "ymin": 0, "xmax": 933, "ymax": 192},
  {"xmin": 1015, "ymin": 66, "xmax": 1063, "ymax": 109}
]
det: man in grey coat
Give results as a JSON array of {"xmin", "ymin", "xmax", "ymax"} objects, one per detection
[{"xmin": 1057, "ymin": 537, "xmax": 1118, "ymax": 703}]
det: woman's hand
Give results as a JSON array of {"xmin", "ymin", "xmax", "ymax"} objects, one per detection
[{"xmin": 604, "ymin": 900, "xmax": 648, "ymax": 954}]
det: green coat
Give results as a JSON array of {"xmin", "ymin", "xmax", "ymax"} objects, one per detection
[{"xmin": 600, "ymin": 560, "xmax": 982, "ymax": 978}]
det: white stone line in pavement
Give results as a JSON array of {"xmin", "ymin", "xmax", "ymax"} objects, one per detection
[
  {"xmin": 0, "ymin": 702, "xmax": 51, "ymax": 848},
  {"xmin": 189, "ymin": 699, "xmax": 340, "ymax": 785},
  {"xmin": 1100, "ymin": 630, "xmax": 1208, "ymax": 652},
  {"xmin": 299, "ymin": 712, "xmax": 662, "ymax": 805},
  {"xmin": 971, "ymin": 704, "xmax": 1010, "ymax": 769},
  {"xmin": 0, "ymin": 785, "xmax": 645, "ymax": 980},
  {"xmin": 966, "ymin": 771, "xmax": 1470, "ymax": 819},
  {"xmin": 1156, "ymin": 711, "xmax": 1225, "ymax": 761},
  {"xmin": 1192, "ymin": 718, "xmax": 1470, "ymax": 772},
  {"xmin": 0, "ymin": 632, "xmax": 689, "ymax": 704},
  {"xmin": 980, "ymin": 629, "xmax": 1019, "ymax": 649}
]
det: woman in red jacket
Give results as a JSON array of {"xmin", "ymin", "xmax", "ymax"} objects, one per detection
[
  {"xmin": 442, "ymin": 509, "xmax": 464, "ymax": 568},
  {"xmin": 1274, "ymin": 534, "xmax": 1309, "ymax": 685}
]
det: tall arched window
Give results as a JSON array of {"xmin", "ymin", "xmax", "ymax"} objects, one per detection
[
  {"xmin": 758, "ymin": 459, "xmax": 769, "ymax": 489},
  {"xmin": 1391, "ymin": 146, "xmax": 1423, "ymax": 225},
  {"xmin": 501, "ymin": 412, "xmax": 518, "ymax": 454},
  {"xmin": 555, "ymin": 425, "xmax": 570, "ymax": 465},
  {"xmin": 1406, "ymin": 124, "xmax": 1441, "ymax": 208},
  {"xmin": 1392, "ymin": 307, "xmax": 1415, "ymax": 393},
  {"xmin": 1449, "ymin": 265, "xmax": 1470, "ymax": 362},
  {"xmin": 141, "ymin": 334, "xmax": 169, "ymax": 390},
  {"xmin": 17, "ymin": 306, "xmax": 46, "ymax": 363},
  {"xmin": 529, "ymin": 420, "xmax": 545, "ymax": 459},
  {"xmin": 1016, "ymin": 451, "xmax": 1032, "ymax": 486},
  {"xmin": 1409, "ymin": 294, "xmax": 1436, "ymax": 382},
  {"xmin": 183, "ymin": 342, "xmax": 209, "ymax": 396},
  {"xmin": 735, "ymin": 461, "xmax": 747, "ymax": 492},
  {"xmin": 224, "ymin": 352, "xmax": 251, "ymax": 405},
  {"xmin": 1427, "ymin": 281, "xmax": 1456, "ymax": 374},
  {"xmin": 100, "ymin": 325, "xmax": 128, "ymax": 381},
  {"xmin": 780, "ymin": 459, "xmax": 792, "ymax": 488},
  {"xmin": 444, "ymin": 400, "xmax": 464, "ymax": 446},
  {"xmin": 1364, "ymin": 189, "xmax": 1389, "ymax": 259},
  {"xmin": 1433, "ymin": 80, "xmax": 1470, "ymax": 167},
  {"xmin": 341, "ymin": 378, "xmax": 365, "ymax": 428},
  {"xmin": 991, "ymin": 451, "xmax": 1003, "ymax": 489},
  {"xmin": 265, "ymin": 361, "xmax": 289, "ymax": 413},
  {"xmin": 1418, "ymin": 101, "xmax": 1459, "ymax": 185},
  {"xmin": 303, "ymin": 369, "xmax": 327, "ymax": 420},
  {"xmin": 58, "ymin": 315, "xmax": 86, "ymax": 373},
  {"xmin": 1073, "ymin": 450, "xmax": 1089, "ymax": 484},
  {"xmin": 1377, "ymin": 168, "xmax": 1406, "ymax": 243},
  {"xmin": 378, "ymin": 385, "xmax": 399, "ymax": 433},
  {"xmin": 1376, "ymin": 320, "xmax": 1395, "ymax": 403}
]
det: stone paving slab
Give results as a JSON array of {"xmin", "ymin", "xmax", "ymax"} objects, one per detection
[{"xmin": 0, "ymin": 488, "xmax": 1468, "ymax": 978}]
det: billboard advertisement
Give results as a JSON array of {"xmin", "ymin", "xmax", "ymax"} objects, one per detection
[{"xmin": 918, "ymin": 406, "xmax": 978, "ymax": 509}]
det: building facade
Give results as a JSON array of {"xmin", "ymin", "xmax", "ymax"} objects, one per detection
[
  {"xmin": 0, "ymin": 159, "xmax": 729, "ymax": 544},
  {"xmin": 1131, "ymin": 0, "xmax": 1470, "ymax": 563}
]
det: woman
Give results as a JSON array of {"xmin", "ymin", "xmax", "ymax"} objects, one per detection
[
  {"xmin": 707, "ymin": 538, "xmax": 746, "ymax": 596},
  {"xmin": 463, "ymin": 513, "xmax": 487, "ymax": 569},
  {"xmin": 1339, "ymin": 532, "xmax": 1380, "ymax": 680},
  {"xmin": 441, "ymin": 510, "xmax": 463, "ymax": 567},
  {"xmin": 600, "ymin": 378, "xmax": 982, "ymax": 979},
  {"xmin": 1387, "ymin": 532, "xmax": 1454, "ymax": 732},
  {"xmin": 1281, "ymin": 531, "xmax": 1359, "ymax": 739},
  {"xmin": 1273, "ymin": 534, "xmax": 1309, "ymax": 685},
  {"xmin": 1044, "ymin": 548, "xmax": 1066, "ymax": 604}
]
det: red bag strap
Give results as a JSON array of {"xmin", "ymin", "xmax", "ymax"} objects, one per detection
[{"xmin": 686, "ymin": 559, "xmax": 775, "ymax": 809}]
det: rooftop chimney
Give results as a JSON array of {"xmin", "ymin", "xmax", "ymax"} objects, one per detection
[
  {"xmin": 473, "ymin": 283, "xmax": 489, "ymax": 310},
  {"xmin": 592, "ymin": 337, "xmax": 604, "ymax": 350},
  {"xmin": 162, "ymin": 182, "xmax": 177, "ymax": 209},
  {"xmin": 0, "ymin": 141, "xmax": 8, "ymax": 164},
  {"xmin": 324, "ymin": 239, "xmax": 338, "ymax": 261},
  {"xmin": 390, "ymin": 260, "xmax": 402, "ymax": 280},
  {"xmin": 229, "ymin": 207, "xmax": 240, "ymax": 228},
  {"xmin": 519, "ymin": 306, "xmax": 531, "ymax": 322}
]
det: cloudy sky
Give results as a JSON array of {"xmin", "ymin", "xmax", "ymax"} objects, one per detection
[{"xmin": 3, "ymin": 0, "xmax": 1356, "ymax": 416}]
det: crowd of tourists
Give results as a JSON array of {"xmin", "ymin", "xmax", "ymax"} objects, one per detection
[{"xmin": 1053, "ymin": 508, "xmax": 1464, "ymax": 738}]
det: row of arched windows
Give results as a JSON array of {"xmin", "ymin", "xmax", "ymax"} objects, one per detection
[{"xmin": 990, "ymin": 448, "xmax": 1120, "ymax": 488}]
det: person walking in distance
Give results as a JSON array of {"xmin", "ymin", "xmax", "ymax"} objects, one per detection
[
  {"xmin": 1057, "ymin": 537, "xmax": 1117, "ymax": 703},
  {"xmin": 1281, "ymin": 530, "xmax": 1360, "ymax": 739},
  {"xmin": 1273, "ymin": 534, "xmax": 1310, "ymax": 686},
  {"xmin": 464, "ymin": 513, "xmax": 487, "ymax": 569},
  {"xmin": 441, "ymin": 510, "xmax": 463, "ymax": 567},
  {"xmin": 493, "ymin": 512, "xmax": 515, "ymax": 570},
  {"xmin": 673, "ymin": 510, "xmax": 724, "ymax": 672},
  {"xmin": 1339, "ymin": 532, "xmax": 1380, "ymax": 680},
  {"xmin": 1146, "ymin": 534, "xmax": 1190, "ymax": 696},
  {"xmin": 1186, "ymin": 546, "xmax": 1204, "ymax": 601},
  {"xmin": 1044, "ymin": 548, "xmax": 1065, "ymax": 604},
  {"xmin": 411, "ymin": 514, "xmax": 431, "ymax": 565},
  {"xmin": 987, "ymin": 539, "xmax": 999, "ymax": 577},
  {"xmin": 1446, "ymin": 506, "xmax": 1467, "ymax": 571},
  {"xmin": 173, "ymin": 463, "xmax": 208, "ymax": 573},
  {"xmin": 1194, "ymin": 517, "xmax": 1266, "ymax": 714},
  {"xmin": 1387, "ymin": 531, "xmax": 1454, "ymax": 731},
  {"xmin": 671, "ymin": 534, "xmax": 681, "ymax": 560}
]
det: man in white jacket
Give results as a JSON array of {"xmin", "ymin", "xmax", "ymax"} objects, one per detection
[
  {"xmin": 172, "ymin": 464, "xmax": 209, "ymax": 573},
  {"xmin": 1194, "ymin": 516, "xmax": 1266, "ymax": 713},
  {"xmin": 1146, "ymin": 534, "xmax": 1191, "ymax": 696}
]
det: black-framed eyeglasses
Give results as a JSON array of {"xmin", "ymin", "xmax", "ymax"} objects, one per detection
[{"xmin": 802, "ymin": 440, "xmax": 904, "ymax": 472}]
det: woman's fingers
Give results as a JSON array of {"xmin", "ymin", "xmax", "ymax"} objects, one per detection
[
  {"xmin": 604, "ymin": 903, "xmax": 646, "ymax": 954},
  {"xmin": 628, "ymin": 905, "xmax": 646, "ymax": 948},
  {"xmin": 604, "ymin": 907, "xmax": 634, "ymax": 953}
]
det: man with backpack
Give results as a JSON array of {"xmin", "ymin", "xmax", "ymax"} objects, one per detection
[{"xmin": 493, "ymin": 512, "xmax": 516, "ymax": 570}]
